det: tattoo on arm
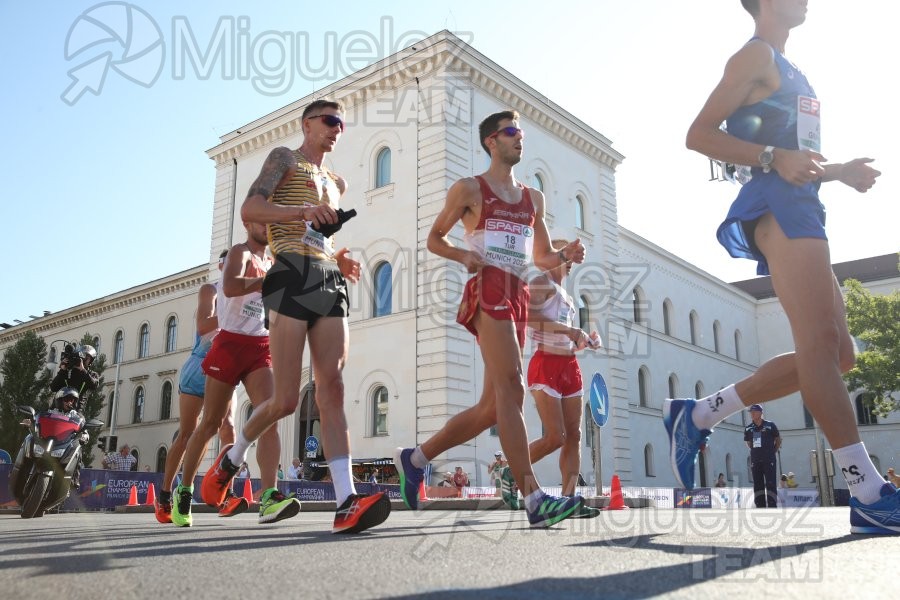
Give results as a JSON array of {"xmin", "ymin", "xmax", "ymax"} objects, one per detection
[{"xmin": 246, "ymin": 147, "xmax": 295, "ymax": 200}]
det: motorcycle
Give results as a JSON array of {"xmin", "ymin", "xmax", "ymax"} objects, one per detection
[{"xmin": 8, "ymin": 405, "xmax": 103, "ymax": 518}]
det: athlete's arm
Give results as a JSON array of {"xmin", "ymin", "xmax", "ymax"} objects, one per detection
[
  {"xmin": 819, "ymin": 159, "xmax": 880, "ymax": 192},
  {"xmin": 196, "ymin": 282, "xmax": 218, "ymax": 335},
  {"xmin": 427, "ymin": 178, "xmax": 485, "ymax": 273},
  {"xmin": 531, "ymin": 189, "xmax": 584, "ymax": 272},
  {"xmin": 687, "ymin": 41, "xmax": 825, "ymax": 186},
  {"xmin": 221, "ymin": 245, "xmax": 264, "ymax": 298}
]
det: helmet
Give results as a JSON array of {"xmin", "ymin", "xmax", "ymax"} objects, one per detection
[
  {"xmin": 80, "ymin": 345, "xmax": 97, "ymax": 366},
  {"xmin": 54, "ymin": 387, "xmax": 80, "ymax": 411}
]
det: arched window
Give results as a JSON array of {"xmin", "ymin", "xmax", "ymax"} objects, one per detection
[
  {"xmin": 165, "ymin": 316, "xmax": 177, "ymax": 353},
  {"xmin": 638, "ymin": 366, "xmax": 650, "ymax": 407},
  {"xmin": 578, "ymin": 295, "xmax": 590, "ymax": 330},
  {"xmin": 725, "ymin": 453, "xmax": 734, "ymax": 483},
  {"xmin": 373, "ymin": 261, "xmax": 392, "ymax": 317},
  {"xmin": 48, "ymin": 347, "xmax": 57, "ymax": 363},
  {"xmin": 574, "ymin": 194, "xmax": 585, "ymax": 230},
  {"xmin": 663, "ymin": 299, "xmax": 673, "ymax": 336},
  {"xmin": 375, "ymin": 147, "xmax": 391, "ymax": 188},
  {"xmin": 372, "ymin": 386, "xmax": 389, "ymax": 436},
  {"xmin": 734, "ymin": 329, "xmax": 742, "ymax": 361},
  {"xmin": 138, "ymin": 323, "xmax": 150, "ymax": 359},
  {"xmin": 803, "ymin": 405, "xmax": 814, "ymax": 428},
  {"xmin": 133, "ymin": 386, "xmax": 145, "ymax": 424},
  {"xmin": 155, "ymin": 447, "xmax": 167, "ymax": 473},
  {"xmin": 113, "ymin": 330, "xmax": 124, "ymax": 364},
  {"xmin": 632, "ymin": 287, "xmax": 645, "ymax": 324},
  {"xmin": 870, "ymin": 454, "xmax": 881, "ymax": 474},
  {"xmin": 713, "ymin": 320, "xmax": 722, "ymax": 353},
  {"xmin": 644, "ymin": 444, "xmax": 655, "ymax": 477},
  {"xmin": 855, "ymin": 393, "xmax": 878, "ymax": 425},
  {"xmin": 689, "ymin": 311, "xmax": 700, "ymax": 345},
  {"xmin": 533, "ymin": 173, "xmax": 544, "ymax": 192},
  {"xmin": 160, "ymin": 381, "xmax": 173, "ymax": 420},
  {"xmin": 668, "ymin": 374, "xmax": 679, "ymax": 399},
  {"xmin": 695, "ymin": 381, "xmax": 704, "ymax": 399},
  {"xmin": 129, "ymin": 448, "xmax": 139, "ymax": 472},
  {"xmin": 92, "ymin": 336, "xmax": 101, "ymax": 352}
]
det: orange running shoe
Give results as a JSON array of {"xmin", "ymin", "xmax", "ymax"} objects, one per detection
[
  {"xmin": 332, "ymin": 492, "xmax": 391, "ymax": 534},
  {"xmin": 154, "ymin": 497, "xmax": 172, "ymax": 524},
  {"xmin": 218, "ymin": 489, "xmax": 249, "ymax": 517},
  {"xmin": 201, "ymin": 444, "xmax": 239, "ymax": 508}
]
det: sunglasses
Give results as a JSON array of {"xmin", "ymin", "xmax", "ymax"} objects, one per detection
[
  {"xmin": 487, "ymin": 126, "xmax": 524, "ymax": 140},
  {"xmin": 307, "ymin": 114, "xmax": 345, "ymax": 131}
]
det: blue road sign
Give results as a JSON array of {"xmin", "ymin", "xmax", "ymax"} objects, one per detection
[{"xmin": 589, "ymin": 372, "xmax": 610, "ymax": 427}]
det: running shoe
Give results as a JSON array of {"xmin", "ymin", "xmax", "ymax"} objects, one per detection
[
  {"xmin": 663, "ymin": 398, "xmax": 711, "ymax": 490},
  {"xmin": 171, "ymin": 484, "xmax": 193, "ymax": 527},
  {"xmin": 332, "ymin": 492, "xmax": 391, "ymax": 534},
  {"xmin": 201, "ymin": 444, "xmax": 239, "ymax": 508},
  {"xmin": 394, "ymin": 447, "xmax": 424, "ymax": 510},
  {"xmin": 218, "ymin": 489, "xmax": 249, "ymax": 518},
  {"xmin": 500, "ymin": 466, "xmax": 520, "ymax": 510},
  {"xmin": 154, "ymin": 496, "xmax": 172, "ymax": 524},
  {"xmin": 850, "ymin": 482, "xmax": 900, "ymax": 534},
  {"xmin": 526, "ymin": 494, "xmax": 584, "ymax": 528},
  {"xmin": 258, "ymin": 487, "xmax": 301, "ymax": 524},
  {"xmin": 572, "ymin": 503, "xmax": 601, "ymax": 519}
]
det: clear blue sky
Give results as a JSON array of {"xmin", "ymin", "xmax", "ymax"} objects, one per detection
[{"xmin": 3, "ymin": 1, "xmax": 897, "ymax": 325}]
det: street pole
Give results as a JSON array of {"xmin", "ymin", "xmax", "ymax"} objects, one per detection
[
  {"xmin": 592, "ymin": 421, "xmax": 602, "ymax": 496},
  {"xmin": 813, "ymin": 418, "xmax": 832, "ymax": 507},
  {"xmin": 110, "ymin": 362, "xmax": 120, "ymax": 437}
]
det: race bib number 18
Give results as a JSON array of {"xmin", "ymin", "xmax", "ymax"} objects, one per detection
[
  {"xmin": 484, "ymin": 219, "xmax": 534, "ymax": 269},
  {"xmin": 797, "ymin": 96, "xmax": 821, "ymax": 152}
]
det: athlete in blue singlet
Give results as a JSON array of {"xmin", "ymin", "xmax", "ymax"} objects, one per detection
[{"xmin": 665, "ymin": 0, "xmax": 897, "ymax": 537}]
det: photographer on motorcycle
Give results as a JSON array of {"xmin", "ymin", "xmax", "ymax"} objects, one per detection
[
  {"xmin": 51, "ymin": 387, "xmax": 91, "ymax": 490},
  {"xmin": 50, "ymin": 344, "xmax": 99, "ymax": 413}
]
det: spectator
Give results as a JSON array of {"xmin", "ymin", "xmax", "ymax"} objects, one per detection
[
  {"xmin": 487, "ymin": 451, "xmax": 507, "ymax": 498},
  {"xmin": 103, "ymin": 445, "xmax": 137, "ymax": 471},
  {"xmin": 369, "ymin": 469, "xmax": 379, "ymax": 485},
  {"xmin": 780, "ymin": 474, "xmax": 789, "ymax": 489},
  {"xmin": 237, "ymin": 462, "xmax": 251, "ymax": 479},
  {"xmin": 287, "ymin": 458, "xmax": 303, "ymax": 480},
  {"xmin": 744, "ymin": 404, "xmax": 781, "ymax": 508},
  {"xmin": 785, "ymin": 472, "xmax": 798, "ymax": 489},
  {"xmin": 887, "ymin": 468, "xmax": 900, "ymax": 488},
  {"xmin": 144, "ymin": 465, "xmax": 152, "ymax": 472},
  {"xmin": 452, "ymin": 466, "xmax": 469, "ymax": 489},
  {"xmin": 438, "ymin": 472, "xmax": 454, "ymax": 488},
  {"xmin": 277, "ymin": 464, "xmax": 285, "ymax": 480},
  {"xmin": 715, "ymin": 473, "xmax": 727, "ymax": 488}
]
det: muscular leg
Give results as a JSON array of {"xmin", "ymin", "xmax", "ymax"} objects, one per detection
[
  {"xmin": 162, "ymin": 392, "xmax": 202, "ymax": 492},
  {"xmin": 181, "ymin": 376, "xmax": 236, "ymax": 484},
  {"xmin": 243, "ymin": 367, "xmax": 277, "ymax": 491},
  {"xmin": 559, "ymin": 395, "xmax": 584, "ymax": 496},
  {"xmin": 218, "ymin": 401, "xmax": 235, "ymax": 446},
  {"xmin": 527, "ymin": 390, "xmax": 564, "ymax": 464},
  {"xmin": 307, "ymin": 317, "xmax": 350, "ymax": 461}
]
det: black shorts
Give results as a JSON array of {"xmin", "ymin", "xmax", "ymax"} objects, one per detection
[{"xmin": 262, "ymin": 253, "xmax": 349, "ymax": 327}]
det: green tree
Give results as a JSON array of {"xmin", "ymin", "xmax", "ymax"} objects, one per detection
[
  {"xmin": 0, "ymin": 331, "xmax": 53, "ymax": 457},
  {"xmin": 75, "ymin": 334, "xmax": 106, "ymax": 468},
  {"xmin": 844, "ymin": 277, "xmax": 900, "ymax": 418}
]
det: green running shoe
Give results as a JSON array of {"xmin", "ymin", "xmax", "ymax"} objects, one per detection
[
  {"xmin": 500, "ymin": 467, "xmax": 520, "ymax": 510},
  {"xmin": 527, "ymin": 494, "xmax": 583, "ymax": 528},
  {"xmin": 171, "ymin": 484, "xmax": 193, "ymax": 527},
  {"xmin": 258, "ymin": 488, "xmax": 301, "ymax": 524}
]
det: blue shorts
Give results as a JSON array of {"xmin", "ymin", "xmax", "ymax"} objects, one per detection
[
  {"xmin": 717, "ymin": 172, "xmax": 826, "ymax": 276},
  {"xmin": 178, "ymin": 353, "xmax": 207, "ymax": 397}
]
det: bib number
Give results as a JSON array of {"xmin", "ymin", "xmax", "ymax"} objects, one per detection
[
  {"xmin": 484, "ymin": 219, "xmax": 534, "ymax": 269},
  {"xmin": 797, "ymin": 96, "xmax": 821, "ymax": 152}
]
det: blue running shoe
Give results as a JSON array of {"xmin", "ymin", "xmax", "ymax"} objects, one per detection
[
  {"xmin": 394, "ymin": 447, "xmax": 424, "ymax": 510},
  {"xmin": 527, "ymin": 494, "xmax": 584, "ymax": 528},
  {"xmin": 663, "ymin": 399, "xmax": 712, "ymax": 490},
  {"xmin": 850, "ymin": 483, "xmax": 900, "ymax": 534}
]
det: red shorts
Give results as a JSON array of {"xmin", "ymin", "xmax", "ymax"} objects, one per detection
[
  {"xmin": 456, "ymin": 267, "xmax": 529, "ymax": 348},
  {"xmin": 527, "ymin": 349, "xmax": 583, "ymax": 399},
  {"xmin": 201, "ymin": 330, "xmax": 271, "ymax": 386}
]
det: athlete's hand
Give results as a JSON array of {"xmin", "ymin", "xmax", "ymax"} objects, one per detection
[
  {"xmin": 838, "ymin": 158, "xmax": 880, "ymax": 193},
  {"xmin": 560, "ymin": 239, "xmax": 585, "ymax": 265},
  {"xmin": 461, "ymin": 250, "xmax": 486, "ymax": 273},
  {"xmin": 586, "ymin": 330, "xmax": 602, "ymax": 350},
  {"xmin": 774, "ymin": 149, "xmax": 826, "ymax": 186},
  {"xmin": 335, "ymin": 248, "xmax": 360, "ymax": 283},
  {"xmin": 569, "ymin": 328, "xmax": 590, "ymax": 351},
  {"xmin": 300, "ymin": 204, "xmax": 338, "ymax": 229}
]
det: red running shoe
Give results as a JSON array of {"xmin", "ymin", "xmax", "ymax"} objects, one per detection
[
  {"xmin": 154, "ymin": 498, "xmax": 172, "ymax": 524},
  {"xmin": 201, "ymin": 444, "xmax": 239, "ymax": 508},
  {"xmin": 332, "ymin": 492, "xmax": 391, "ymax": 534},
  {"xmin": 218, "ymin": 489, "xmax": 249, "ymax": 517}
]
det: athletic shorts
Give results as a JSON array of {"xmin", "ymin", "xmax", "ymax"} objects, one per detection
[
  {"xmin": 262, "ymin": 252, "xmax": 349, "ymax": 327},
  {"xmin": 201, "ymin": 329, "xmax": 271, "ymax": 386},
  {"xmin": 717, "ymin": 173, "xmax": 826, "ymax": 276},
  {"xmin": 527, "ymin": 349, "xmax": 583, "ymax": 399},
  {"xmin": 178, "ymin": 353, "xmax": 207, "ymax": 397},
  {"xmin": 456, "ymin": 266, "xmax": 529, "ymax": 348}
]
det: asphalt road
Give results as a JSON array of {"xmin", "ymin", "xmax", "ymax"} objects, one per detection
[{"xmin": 0, "ymin": 503, "xmax": 891, "ymax": 599}]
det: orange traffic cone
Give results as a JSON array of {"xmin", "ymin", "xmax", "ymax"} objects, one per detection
[
  {"xmin": 126, "ymin": 485, "xmax": 138, "ymax": 506},
  {"xmin": 419, "ymin": 480, "xmax": 429, "ymax": 502},
  {"xmin": 242, "ymin": 478, "xmax": 253, "ymax": 504},
  {"xmin": 603, "ymin": 474, "xmax": 628, "ymax": 510},
  {"xmin": 144, "ymin": 483, "xmax": 156, "ymax": 506}
]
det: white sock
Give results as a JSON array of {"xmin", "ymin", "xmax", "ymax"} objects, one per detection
[
  {"xmin": 523, "ymin": 489, "xmax": 544, "ymax": 513},
  {"xmin": 226, "ymin": 431, "xmax": 251, "ymax": 467},
  {"xmin": 832, "ymin": 442, "xmax": 884, "ymax": 504},
  {"xmin": 329, "ymin": 455, "xmax": 356, "ymax": 506},
  {"xmin": 411, "ymin": 446, "xmax": 428, "ymax": 469},
  {"xmin": 691, "ymin": 385, "xmax": 744, "ymax": 430}
]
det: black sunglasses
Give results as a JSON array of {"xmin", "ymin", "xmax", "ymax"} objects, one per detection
[
  {"xmin": 487, "ymin": 126, "xmax": 524, "ymax": 140},
  {"xmin": 307, "ymin": 114, "xmax": 345, "ymax": 131}
]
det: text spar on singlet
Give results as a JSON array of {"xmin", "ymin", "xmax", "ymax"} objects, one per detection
[{"xmin": 484, "ymin": 219, "xmax": 534, "ymax": 267}]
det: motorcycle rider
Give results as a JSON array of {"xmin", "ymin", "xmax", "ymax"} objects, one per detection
[
  {"xmin": 50, "ymin": 344, "xmax": 99, "ymax": 413},
  {"xmin": 50, "ymin": 387, "xmax": 90, "ymax": 490}
]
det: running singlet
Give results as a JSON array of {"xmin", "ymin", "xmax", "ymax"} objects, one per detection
[
  {"xmin": 217, "ymin": 251, "xmax": 272, "ymax": 337},
  {"xmin": 530, "ymin": 278, "xmax": 576, "ymax": 351},
  {"xmin": 463, "ymin": 176, "xmax": 536, "ymax": 280},
  {"xmin": 267, "ymin": 149, "xmax": 341, "ymax": 261}
]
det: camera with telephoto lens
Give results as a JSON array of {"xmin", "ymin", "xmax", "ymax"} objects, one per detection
[{"xmin": 62, "ymin": 342, "xmax": 84, "ymax": 367}]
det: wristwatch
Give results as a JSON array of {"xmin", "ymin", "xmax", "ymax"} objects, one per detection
[{"xmin": 759, "ymin": 145, "xmax": 775, "ymax": 173}]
